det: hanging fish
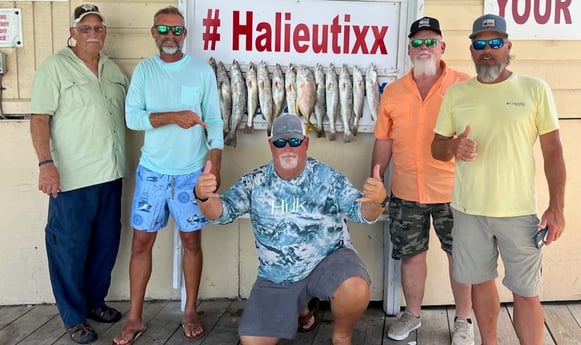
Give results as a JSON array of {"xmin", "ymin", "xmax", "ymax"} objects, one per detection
[
  {"xmin": 224, "ymin": 60, "xmax": 247, "ymax": 148},
  {"xmin": 296, "ymin": 65, "xmax": 317, "ymax": 133},
  {"xmin": 352, "ymin": 65, "xmax": 365, "ymax": 136},
  {"xmin": 314, "ymin": 63, "xmax": 326, "ymax": 138},
  {"xmin": 339, "ymin": 64, "xmax": 354, "ymax": 143},
  {"xmin": 257, "ymin": 61, "xmax": 274, "ymax": 136},
  {"xmin": 245, "ymin": 62, "xmax": 258, "ymax": 133},
  {"xmin": 285, "ymin": 63, "xmax": 297, "ymax": 115},
  {"xmin": 272, "ymin": 63, "xmax": 286, "ymax": 120},
  {"xmin": 208, "ymin": 57, "xmax": 217, "ymax": 77},
  {"xmin": 366, "ymin": 63, "xmax": 380, "ymax": 122},
  {"xmin": 325, "ymin": 63, "xmax": 339, "ymax": 141},
  {"xmin": 216, "ymin": 61, "xmax": 232, "ymax": 136}
]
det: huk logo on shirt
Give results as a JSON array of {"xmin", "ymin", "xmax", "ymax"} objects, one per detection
[{"xmin": 271, "ymin": 197, "xmax": 308, "ymax": 215}]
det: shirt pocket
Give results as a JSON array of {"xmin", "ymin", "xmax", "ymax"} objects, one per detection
[
  {"xmin": 61, "ymin": 78, "xmax": 93, "ymax": 107},
  {"xmin": 181, "ymin": 85, "xmax": 203, "ymax": 114}
]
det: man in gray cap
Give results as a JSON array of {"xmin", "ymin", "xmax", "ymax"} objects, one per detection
[
  {"xmin": 432, "ymin": 13, "xmax": 566, "ymax": 345},
  {"xmin": 372, "ymin": 16, "xmax": 473, "ymax": 344},
  {"xmin": 194, "ymin": 113, "xmax": 388, "ymax": 345}
]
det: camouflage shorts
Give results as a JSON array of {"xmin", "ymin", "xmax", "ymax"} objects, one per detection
[{"xmin": 388, "ymin": 196, "xmax": 453, "ymax": 260}]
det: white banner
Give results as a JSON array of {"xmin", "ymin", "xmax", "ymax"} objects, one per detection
[
  {"xmin": 185, "ymin": 0, "xmax": 402, "ymax": 71},
  {"xmin": 484, "ymin": 0, "xmax": 581, "ymax": 40},
  {"xmin": 0, "ymin": 8, "xmax": 22, "ymax": 48}
]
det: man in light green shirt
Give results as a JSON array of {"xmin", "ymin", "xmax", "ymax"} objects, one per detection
[{"xmin": 29, "ymin": 4, "xmax": 128, "ymax": 344}]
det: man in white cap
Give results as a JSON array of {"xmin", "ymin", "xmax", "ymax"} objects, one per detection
[
  {"xmin": 194, "ymin": 113, "xmax": 388, "ymax": 345},
  {"xmin": 432, "ymin": 14, "xmax": 566, "ymax": 345},
  {"xmin": 372, "ymin": 16, "xmax": 473, "ymax": 344},
  {"xmin": 30, "ymin": 3, "xmax": 128, "ymax": 344}
]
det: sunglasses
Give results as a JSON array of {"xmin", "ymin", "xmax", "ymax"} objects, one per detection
[
  {"xmin": 75, "ymin": 25, "xmax": 106, "ymax": 34},
  {"xmin": 410, "ymin": 38, "xmax": 439, "ymax": 48},
  {"xmin": 154, "ymin": 25, "xmax": 185, "ymax": 36},
  {"xmin": 472, "ymin": 38, "xmax": 505, "ymax": 50},
  {"xmin": 272, "ymin": 137, "xmax": 304, "ymax": 148}
]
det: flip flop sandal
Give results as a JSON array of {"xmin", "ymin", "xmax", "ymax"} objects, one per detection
[
  {"xmin": 112, "ymin": 325, "xmax": 147, "ymax": 345},
  {"xmin": 182, "ymin": 320, "xmax": 205, "ymax": 341},
  {"xmin": 298, "ymin": 298, "xmax": 320, "ymax": 333}
]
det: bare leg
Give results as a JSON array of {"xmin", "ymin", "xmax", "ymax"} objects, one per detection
[
  {"xmin": 447, "ymin": 253, "xmax": 472, "ymax": 318},
  {"xmin": 401, "ymin": 251, "xmax": 427, "ymax": 317},
  {"xmin": 180, "ymin": 230, "xmax": 204, "ymax": 338},
  {"xmin": 113, "ymin": 230, "xmax": 156, "ymax": 344},
  {"xmin": 513, "ymin": 293, "xmax": 544, "ymax": 345},
  {"xmin": 472, "ymin": 279, "xmax": 499, "ymax": 345},
  {"xmin": 330, "ymin": 276, "xmax": 370, "ymax": 345}
]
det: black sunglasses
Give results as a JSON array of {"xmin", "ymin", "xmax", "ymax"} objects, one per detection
[
  {"xmin": 272, "ymin": 137, "xmax": 304, "ymax": 148},
  {"xmin": 154, "ymin": 25, "xmax": 185, "ymax": 36},
  {"xmin": 410, "ymin": 38, "xmax": 439, "ymax": 48},
  {"xmin": 472, "ymin": 38, "xmax": 505, "ymax": 50}
]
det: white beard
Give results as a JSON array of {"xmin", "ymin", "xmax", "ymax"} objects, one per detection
[
  {"xmin": 277, "ymin": 154, "xmax": 299, "ymax": 170},
  {"xmin": 161, "ymin": 45, "xmax": 179, "ymax": 55},
  {"xmin": 413, "ymin": 56, "xmax": 438, "ymax": 78},
  {"xmin": 476, "ymin": 63, "xmax": 503, "ymax": 83}
]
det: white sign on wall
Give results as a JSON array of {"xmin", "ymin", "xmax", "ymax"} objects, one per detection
[
  {"xmin": 0, "ymin": 8, "xmax": 23, "ymax": 48},
  {"xmin": 183, "ymin": 0, "xmax": 402, "ymax": 72},
  {"xmin": 484, "ymin": 0, "xmax": 581, "ymax": 40}
]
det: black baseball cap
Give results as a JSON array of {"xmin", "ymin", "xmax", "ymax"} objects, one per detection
[{"xmin": 408, "ymin": 16, "xmax": 442, "ymax": 38}]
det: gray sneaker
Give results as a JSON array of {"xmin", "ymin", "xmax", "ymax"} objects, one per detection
[
  {"xmin": 388, "ymin": 311, "xmax": 421, "ymax": 340},
  {"xmin": 452, "ymin": 317, "xmax": 474, "ymax": 345}
]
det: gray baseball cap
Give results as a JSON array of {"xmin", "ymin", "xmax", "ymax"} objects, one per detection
[
  {"xmin": 270, "ymin": 114, "xmax": 305, "ymax": 141},
  {"xmin": 469, "ymin": 14, "xmax": 508, "ymax": 39}
]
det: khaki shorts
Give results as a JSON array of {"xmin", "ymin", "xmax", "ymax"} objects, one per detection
[{"xmin": 451, "ymin": 208, "xmax": 542, "ymax": 297}]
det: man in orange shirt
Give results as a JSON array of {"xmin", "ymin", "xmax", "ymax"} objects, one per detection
[{"xmin": 371, "ymin": 17, "xmax": 473, "ymax": 345}]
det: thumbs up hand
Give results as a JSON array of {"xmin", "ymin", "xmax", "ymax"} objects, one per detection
[
  {"xmin": 357, "ymin": 164, "xmax": 387, "ymax": 205},
  {"xmin": 454, "ymin": 125, "xmax": 478, "ymax": 161},
  {"xmin": 194, "ymin": 160, "xmax": 220, "ymax": 201}
]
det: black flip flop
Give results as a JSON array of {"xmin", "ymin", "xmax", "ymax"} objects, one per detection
[{"xmin": 298, "ymin": 298, "xmax": 320, "ymax": 333}]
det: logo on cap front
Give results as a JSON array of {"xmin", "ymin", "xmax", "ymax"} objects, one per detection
[
  {"xmin": 482, "ymin": 18, "xmax": 496, "ymax": 27},
  {"xmin": 418, "ymin": 18, "xmax": 431, "ymax": 28}
]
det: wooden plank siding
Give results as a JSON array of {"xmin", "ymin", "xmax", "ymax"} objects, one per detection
[{"xmin": 0, "ymin": 300, "xmax": 579, "ymax": 344}]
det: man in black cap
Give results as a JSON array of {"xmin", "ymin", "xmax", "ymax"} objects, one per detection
[
  {"xmin": 432, "ymin": 14, "xmax": 566, "ymax": 345},
  {"xmin": 30, "ymin": 3, "xmax": 128, "ymax": 344},
  {"xmin": 371, "ymin": 16, "xmax": 474, "ymax": 344}
]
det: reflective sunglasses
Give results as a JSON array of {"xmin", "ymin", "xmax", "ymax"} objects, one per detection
[
  {"xmin": 272, "ymin": 137, "xmax": 304, "ymax": 148},
  {"xmin": 154, "ymin": 25, "xmax": 185, "ymax": 36},
  {"xmin": 75, "ymin": 25, "xmax": 106, "ymax": 34},
  {"xmin": 472, "ymin": 38, "xmax": 505, "ymax": 50},
  {"xmin": 410, "ymin": 38, "xmax": 439, "ymax": 48}
]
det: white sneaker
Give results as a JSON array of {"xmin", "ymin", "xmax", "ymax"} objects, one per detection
[
  {"xmin": 452, "ymin": 317, "xmax": 474, "ymax": 345},
  {"xmin": 388, "ymin": 311, "xmax": 421, "ymax": 340}
]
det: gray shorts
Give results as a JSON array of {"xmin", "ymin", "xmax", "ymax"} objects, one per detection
[
  {"xmin": 388, "ymin": 196, "xmax": 453, "ymax": 260},
  {"xmin": 238, "ymin": 247, "xmax": 370, "ymax": 339},
  {"xmin": 130, "ymin": 164, "xmax": 208, "ymax": 232},
  {"xmin": 452, "ymin": 208, "xmax": 542, "ymax": 297}
]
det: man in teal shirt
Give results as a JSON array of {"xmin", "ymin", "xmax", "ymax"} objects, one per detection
[
  {"xmin": 113, "ymin": 6, "xmax": 223, "ymax": 345},
  {"xmin": 30, "ymin": 4, "xmax": 128, "ymax": 344}
]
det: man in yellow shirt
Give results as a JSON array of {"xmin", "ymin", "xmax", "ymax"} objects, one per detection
[
  {"xmin": 372, "ymin": 17, "xmax": 473, "ymax": 344},
  {"xmin": 432, "ymin": 14, "xmax": 566, "ymax": 345}
]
